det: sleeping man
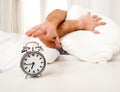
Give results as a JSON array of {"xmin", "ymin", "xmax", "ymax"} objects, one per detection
[{"xmin": 26, "ymin": 9, "xmax": 106, "ymax": 48}]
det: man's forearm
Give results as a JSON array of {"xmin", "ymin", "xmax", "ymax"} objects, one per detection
[
  {"xmin": 57, "ymin": 20, "xmax": 83, "ymax": 38},
  {"xmin": 45, "ymin": 9, "xmax": 67, "ymax": 28}
]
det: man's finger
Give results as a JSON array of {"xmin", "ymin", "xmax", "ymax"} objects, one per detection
[
  {"xmin": 54, "ymin": 36, "xmax": 61, "ymax": 48},
  {"xmin": 32, "ymin": 29, "xmax": 45, "ymax": 38},
  {"xmin": 87, "ymin": 12, "xmax": 91, "ymax": 16},
  {"xmin": 26, "ymin": 25, "xmax": 40, "ymax": 36},
  {"xmin": 96, "ymin": 22, "xmax": 106, "ymax": 26},
  {"xmin": 92, "ymin": 30, "xmax": 100, "ymax": 34},
  {"xmin": 94, "ymin": 17, "xmax": 102, "ymax": 21},
  {"xmin": 92, "ymin": 15, "xmax": 98, "ymax": 18}
]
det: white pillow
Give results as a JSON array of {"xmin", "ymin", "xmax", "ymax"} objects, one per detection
[
  {"xmin": 0, "ymin": 31, "xmax": 60, "ymax": 73},
  {"xmin": 60, "ymin": 5, "xmax": 120, "ymax": 63},
  {"xmin": 29, "ymin": 38, "xmax": 60, "ymax": 64}
]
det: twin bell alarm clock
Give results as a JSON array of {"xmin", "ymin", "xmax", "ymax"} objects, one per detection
[{"xmin": 20, "ymin": 41, "xmax": 46, "ymax": 78}]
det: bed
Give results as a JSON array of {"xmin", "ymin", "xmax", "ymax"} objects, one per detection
[
  {"xmin": 0, "ymin": 24, "xmax": 120, "ymax": 92},
  {"xmin": 1, "ymin": 5, "xmax": 120, "ymax": 92},
  {"xmin": 0, "ymin": 30, "xmax": 120, "ymax": 92},
  {"xmin": 0, "ymin": 53, "xmax": 120, "ymax": 92}
]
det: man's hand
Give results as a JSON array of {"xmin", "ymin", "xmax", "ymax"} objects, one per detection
[
  {"xmin": 26, "ymin": 23, "xmax": 61, "ymax": 48},
  {"xmin": 26, "ymin": 9, "xmax": 67, "ymax": 48},
  {"xmin": 78, "ymin": 12, "xmax": 106, "ymax": 34}
]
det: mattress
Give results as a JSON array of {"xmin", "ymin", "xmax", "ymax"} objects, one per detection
[{"xmin": 0, "ymin": 53, "xmax": 120, "ymax": 92}]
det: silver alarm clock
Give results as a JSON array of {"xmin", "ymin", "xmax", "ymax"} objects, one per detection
[{"xmin": 20, "ymin": 41, "xmax": 46, "ymax": 78}]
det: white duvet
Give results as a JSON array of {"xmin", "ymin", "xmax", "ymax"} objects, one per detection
[
  {"xmin": 0, "ymin": 31, "xmax": 29, "ymax": 72},
  {"xmin": 0, "ymin": 31, "xmax": 60, "ymax": 73}
]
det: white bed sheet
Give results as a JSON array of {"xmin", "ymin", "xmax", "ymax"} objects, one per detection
[{"xmin": 0, "ymin": 54, "xmax": 120, "ymax": 92}]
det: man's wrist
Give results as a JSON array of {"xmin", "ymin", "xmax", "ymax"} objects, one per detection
[
  {"xmin": 43, "ymin": 21, "xmax": 58, "ymax": 32},
  {"xmin": 45, "ymin": 21, "xmax": 57, "ymax": 28},
  {"xmin": 76, "ymin": 19, "xmax": 84, "ymax": 30}
]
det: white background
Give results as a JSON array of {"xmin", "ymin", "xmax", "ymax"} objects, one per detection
[{"xmin": 0, "ymin": 0, "xmax": 120, "ymax": 33}]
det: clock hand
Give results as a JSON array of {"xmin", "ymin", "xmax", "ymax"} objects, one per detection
[
  {"xmin": 31, "ymin": 62, "xmax": 35, "ymax": 69},
  {"xmin": 24, "ymin": 63, "xmax": 32, "ymax": 65}
]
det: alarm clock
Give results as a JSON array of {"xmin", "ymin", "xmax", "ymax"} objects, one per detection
[{"xmin": 20, "ymin": 41, "xmax": 46, "ymax": 78}]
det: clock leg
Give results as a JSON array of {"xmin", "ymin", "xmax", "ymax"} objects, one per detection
[
  {"xmin": 24, "ymin": 74, "xmax": 43, "ymax": 79},
  {"xmin": 39, "ymin": 74, "xmax": 43, "ymax": 77},
  {"xmin": 25, "ymin": 75, "xmax": 28, "ymax": 79},
  {"xmin": 32, "ymin": 74, "xmax": 43, "ymax": 78}
]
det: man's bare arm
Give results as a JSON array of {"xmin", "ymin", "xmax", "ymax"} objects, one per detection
[
  {"xmin": 45, "ymin": 9, "xmax": 67, "ymax": 27},
  {"xmin": 57, "ymin": 20, "xmax": 80, "ymax": 37},
  {"xmin": 57, "ymin": 12, "xmax": 106, "ymax": 38}
]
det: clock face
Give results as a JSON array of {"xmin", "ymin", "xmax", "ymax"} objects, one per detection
[{"xmin": 20, "ymin": 51, "xmax": 46, "ymax": 76}]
